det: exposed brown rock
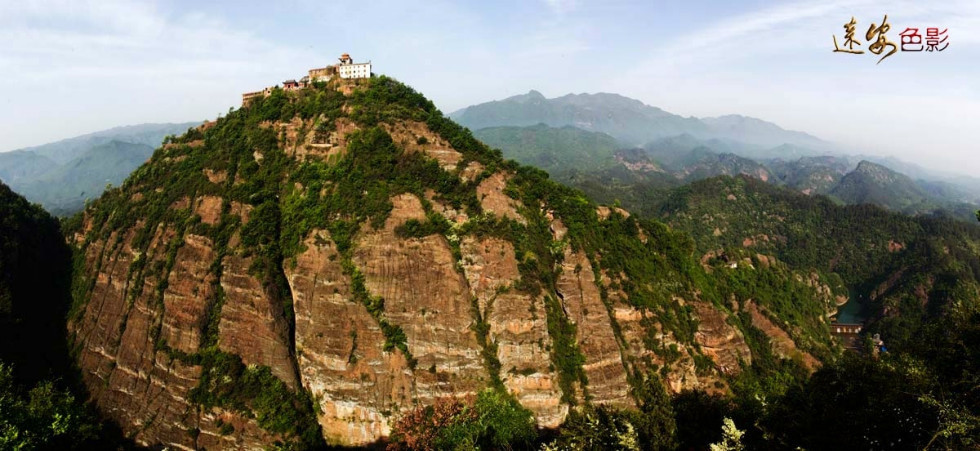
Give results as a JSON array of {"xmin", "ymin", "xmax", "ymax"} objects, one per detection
[
  {"xmin": 461, "ymin": 161, "xmax": 485, "ymax": 183},
  {"xmin": 294, "ymin": 117, "xmax": 360, "ymax": 162},
  {"xmin": 170, "ymin": 196, "xmax": 191, "ymax": 211},
  {"xmin": 287, "ymin": 230, "xmax": 413, "ymax": 445},
  {"xmin": 425, "ymin": 189, "xmax": 469, "ymax": 224},
  {"xmin": 744, "ymin": 301, "xmax": 820, "ymax": 371},
  {"xmin": 203, "ymin": 168, "xmax": 228, "ymax": 184},
  {"xmin": 71, "ymin": 225, "xmax": 271, "ymax": 448},
  {"xmin": 692, "ymin": 301, "xmax": 751, "ymax": 375},
  {"xmin": 596, "ymin": 206, "xmax": 630, "ymax": 220},
  {"xmin": 556, "ymin": 250, "xmax": 632, "ymax": 407},
  {"xmin": 476, "ymin": 172, "xmax": 525, "ymax": 224},
  {"xmin": 194, "ymin": 195, "xmax": 223, "ymax": 225},
  {"xmin": 887, "ymin": 240, "xmax": 905, "ymax": 252},
  {"xmin": 218, "ymin": 254, "xmax": 300, "ymax": 389},
  {"xmin": 229, "ymin": 201, "xmax": 253, "ymax": 224},
  {"xmin": 460, "ymin": 236, "xmax": 519, "ymax": 315},
  {"xmin": 489, "ymin": 292, "xmax": 567, "ymax": 427},
  {"xmin": 160, "ymin": 233, "xmax": 213, "ymax": 354},
  {"xmin": 382, "ymin": 120, "xmax": 462, "ymax": 171},
  {"xmin": 353, "ymin": 194, "xmax": 488, "ymax": 405}
]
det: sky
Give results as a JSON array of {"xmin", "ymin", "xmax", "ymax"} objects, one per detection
[{"xmin": 1, "ymin": 0, "xmax": 978, "ymax": 175}]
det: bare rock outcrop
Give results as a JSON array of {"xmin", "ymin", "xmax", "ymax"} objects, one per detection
[
  {"xmin": 460, "ymin": 236, "xmax": 566, "ymax": 427},
  {"xmin": 477, "ymin": 172, "xmax": 525, "ymax": 223},
  {"xmin": 218, "ymin": 254, "xmax": 299, "ymax": 390},
  {"xmin": 353, "ymin": 194, "xmax": 487, "ymax": 404},
  {"xmin": 745, "ymin": 301, "xmax": 820, "ymax": 371},
  {"xmin": 556, "ymin": 250, "xmax": 632, "ymax": 407},
  {"xmin": 692, "ymin": 301, "xmax": 751, "ymax": 375},
  {"xmin": 287, "ymin": 230, "xmax": 413, "ymax": 445},
  {"xmin": 71, "ymin": 225, "xmax": 274, "ymax": 448}
]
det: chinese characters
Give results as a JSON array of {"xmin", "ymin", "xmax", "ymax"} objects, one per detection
[{"xmin": 833, "ymin": 15, "xmax": 947, "ymax": 63}]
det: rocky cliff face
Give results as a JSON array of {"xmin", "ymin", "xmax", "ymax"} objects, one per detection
[{"xmin": 68, "ymin": 76, "xmax": 832, "ymax": 448}]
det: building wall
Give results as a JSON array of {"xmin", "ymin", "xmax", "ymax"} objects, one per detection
[
  {"xmin": 309, "ymin": 66, "xmax": 337, "ymax": 82},
  {"xmin": 339, "ymin": 63, "xmax": 371, "ymax": 79}
]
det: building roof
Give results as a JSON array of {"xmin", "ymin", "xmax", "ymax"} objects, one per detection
[{"xmin": 283, "ymin": 79, "xmax": 298, "ymax": 84}]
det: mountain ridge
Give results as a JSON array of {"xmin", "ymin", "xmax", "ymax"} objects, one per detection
[{"xmin": 451, "ymin": 90, "xmax": 831, "ymax": 150}]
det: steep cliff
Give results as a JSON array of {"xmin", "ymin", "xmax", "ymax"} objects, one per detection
[{"xmin": 67, "ymin": 76, "xmax": 836, "ymax": 448}]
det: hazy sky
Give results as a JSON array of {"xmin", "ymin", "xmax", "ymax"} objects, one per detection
[{"xmin": 1, "ymin": 0, "xmax": 978, "ymax": 175}]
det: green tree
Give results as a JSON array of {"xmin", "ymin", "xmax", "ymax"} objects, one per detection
[
  {"xmin": 0, "ymin": 363, "xmax": 100, "ymax": 450},
  {"xmin": 547, "ymin": 406, "xmax": 641, "ymax": 451},
  {"xmin": 388, "ymin": 389, "xmax": 535, "ymax": 450},
  {"xmin": 709, "ymin": 418, "xmax": 745, "ymax": 451},
  {"xmin": 628, "ymin": 372, "xmax": 677, "ymax": 450}
]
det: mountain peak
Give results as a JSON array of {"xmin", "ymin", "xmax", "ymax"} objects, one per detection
[{"xmin": 853, "ymin": 160, "xmax": 897, "ymax": 178}]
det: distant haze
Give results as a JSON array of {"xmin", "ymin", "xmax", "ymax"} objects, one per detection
[{"xmin": 1, "ymin": 0, "xmax": 978, "ymax": 176}]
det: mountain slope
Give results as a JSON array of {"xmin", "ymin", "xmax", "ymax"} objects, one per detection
[
  {"xmin": 68, "ymin": 76, "xmax": 842, "ymax": 448},
  {"xmin": 473, "ymin": 123, "xmax": 622, "ymax": 173},
  {"xmin": 768, "ymin": 156, "xmax": 851, "ymax": 195},
  {"xmin": 0, "ymin": 122, "xmax": 198, "ymax": 216},
  {"xmin": 0, "ymin": 181, "xmax": 73, "ymax": 382},
  {"xmin": 0, "ymin": 151, "xmax": 56, "ymax": 185},
  {"xmin": 830, "ymin": 160, "xmax": 935, "ymax": 211},
  {"xmin": 0, "ymin": 181, "xmax": 108, "ymax": 448},
  {"xmin": 700, "ymin": 115, "xmax": 827, "ymax": 150},
  {"xmin": 652, "ymin": 175, "xmax": 980, "ymax": 448},
  {"xmin": 14, "ymin": 140, "xmax": 155, "ymax": 215},
  {"xmin": 9, "ymin": 122, "xmax": 199, "ymax": 164}
]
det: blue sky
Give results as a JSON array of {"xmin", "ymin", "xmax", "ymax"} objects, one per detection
[{"xmin": 1, "ymin": 0, "xmax": 978, "ymax": 175}]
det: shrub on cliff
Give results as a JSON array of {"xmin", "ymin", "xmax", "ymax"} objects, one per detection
[{"xmin": 388, "ymin": 389, "xmax": 535, "ymax": 450}]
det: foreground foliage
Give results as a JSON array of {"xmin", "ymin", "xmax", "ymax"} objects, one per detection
[
  {"xmin": 0, "ymin": 363, "xmax": 100, "ymax": 450},
  {"xmin": 388, "ymin": 389, "xmax": 536, "ymax": 451}
]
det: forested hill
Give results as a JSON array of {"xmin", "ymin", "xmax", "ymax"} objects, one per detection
[{"xmin": 655, "ymin": 175, "xmax": 980, "ymax": 287}]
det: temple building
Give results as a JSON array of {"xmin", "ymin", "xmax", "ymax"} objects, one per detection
[
  {"xmin": 336, "ymin": 53, "xmax": 372, "ymax": 79},
  {"xmin": 243, "ymin": 53, "xmax": 372, "ymax": 105}
]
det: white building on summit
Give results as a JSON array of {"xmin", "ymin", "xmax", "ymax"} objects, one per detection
[
  {"xmin": 243, "ymin": 53, "xmax": 373, "ymax": 105},
  {"xmin": 337, "ymin": 53, "xmax": 371, "ymax": 79}
]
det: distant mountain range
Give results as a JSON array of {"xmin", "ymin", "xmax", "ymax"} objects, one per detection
[
  {"xmin": 0, "ymin": 122, "xmax": 200, "ymax": 215},
  {"xmin": 452, "ymin": 90, "xmax": 831, "ymax": 150},
  {"xmin": 468, "ymin": 116, "xmax": 980, "ymax": 223}
]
